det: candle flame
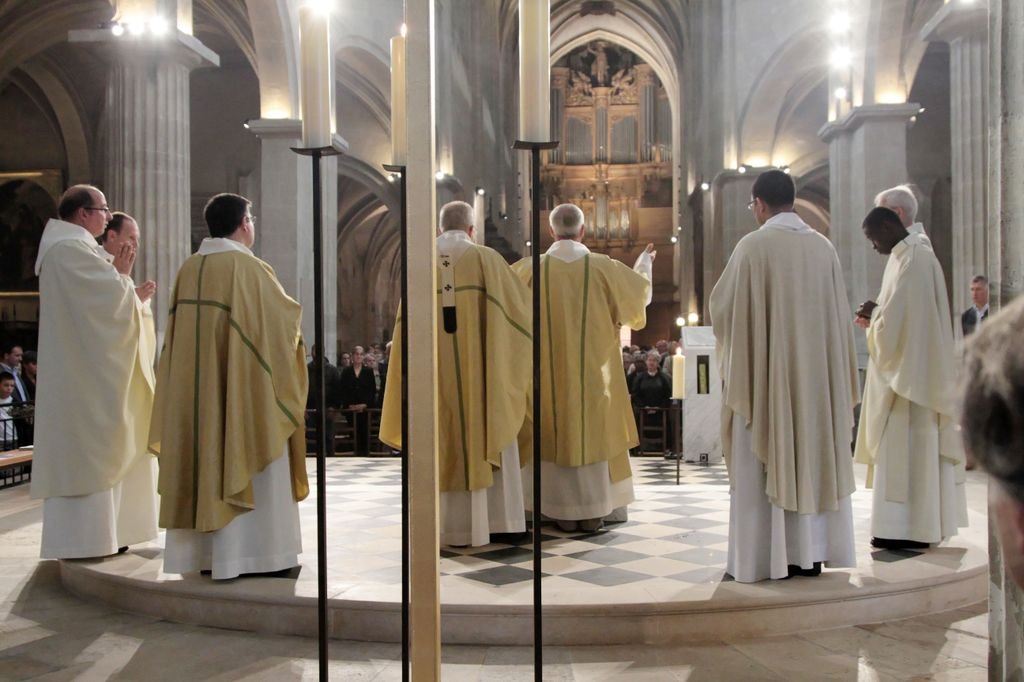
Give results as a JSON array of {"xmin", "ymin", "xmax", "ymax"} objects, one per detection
[{"xmin": 400, "ymin": 23, "xmax": 408, "ymax": 37}]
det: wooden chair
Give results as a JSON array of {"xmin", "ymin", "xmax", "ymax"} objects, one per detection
[{"xmin": 366, "ymin": 408, "xmax": 393, "ymax": 456}]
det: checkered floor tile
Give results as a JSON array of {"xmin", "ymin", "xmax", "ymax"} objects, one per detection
[{"xmin": 300, "ymin": 455, "xmax": 937, "ymax": 593}]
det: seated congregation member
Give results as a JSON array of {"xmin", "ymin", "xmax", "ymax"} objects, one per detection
[
  {"xmin": 961, "ymin": 296, "xmax": 1024, "ymax": 588},
  {"xmin": 710, "ymin": 169, "xmax": 859, "ymax": 582},
  {"xmin": 512, "ymin": 203, "xmax": 654, "ymax": 533},
  {"xmin": 150, "ymin": 193, "xmax": 308, "ymax": 580},
  {"xmin": 381, "ymin": 201, "xmax": 531, "ymax": 547},
  {"xmin": 854, "ymin": 207, "xmax": 967, "ymax": 550},
  {"xmin": 0, "ymin": 371, "xmax": 18, "ymax": 450},
  {"xmin": 630, "ymin": 350, "xmax": 672, "ymax": 409}
]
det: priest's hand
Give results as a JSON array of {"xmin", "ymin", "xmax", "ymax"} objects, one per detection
[
  {"xmin": 645, "ymin": 243, "xmax": 656, "ymax": 262},
  {"xmin": 135, "ymin": 280, "xmax": 157, "ymax": 303},
  {"xmin": 112, "ymin": 243, "xmax": 136, "ymax": 276}
]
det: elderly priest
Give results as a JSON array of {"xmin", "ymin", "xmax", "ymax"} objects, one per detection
[
  {"xmin": 512, "ymin": 203, "xmax": 654, "ymax": 533},
  {"xmin": 150, "ymin": 193, "xmax": 309, "ymax": 579},
  {"xmin": 381, "ymin": 200, "xmax": 531, "ymax": 547},
  {"xmin": 853, "ymin": 206, "xmax": 967, "ymax": 550},
  {"xmin": 710, "ymin": 169, "xmax": 860, "ymax": 582},
  {"xmin": 32, "ymin": 184, "xmax": 159, "ymax": 559}
]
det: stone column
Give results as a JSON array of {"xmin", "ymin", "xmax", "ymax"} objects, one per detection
[
  {"xmin": 986, "ymin": 2, "xmax": 1024, "ymax": 677},
  {"xmin": 244, "ymin": 119, "xmax": 338, "ymax": 360},
  {"xmin": 819, "ymin": 103, "xmax": 919, "ymax": 366},
  {"xmin": 921, "ymin": 1, "xmax": 989, "ymax": 324},
  {"xmin": 708, "ymin": 169, "xmax": 756, "ymax": 300},
  {"xmin": 69, "ymin": 28, "xmax": 218, "ymax": 343}
]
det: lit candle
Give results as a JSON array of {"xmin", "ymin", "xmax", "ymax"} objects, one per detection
[
  {"xmin": 473, "ymin": 193, "xmax": 486, "ymax": 244},
  {"xmin": 518, "ymin": 0, "xmax": 550, "ymax": 142},
  {"xmin": 299, "ymin": 3, "xmax": 333, "ymax": 148},
  {"xmin": 671, "ymin": 351, "xmax": 685, "ymax": 399},
  {"xmin": 390, "ymin": 26, "xmax": 407, "ymax": 164}
]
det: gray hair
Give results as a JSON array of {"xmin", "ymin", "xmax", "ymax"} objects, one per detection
[
  {"xmin": 439, "ymin": 201, "xmax": 474, "ymax": 232},
  {"xmin": 873, "ymin": 184, "xmax": 918, "ymax": 224},
  {"xmin": 549, "ymin": 203, "xmax": 584, "ymax": 238},
  {"xmin": 646, "ymin": 350, "xmax": 661, "ymax": 362},
  {"xmin": 961, "ymin": 296, "xmax": 1024, "ymax": 501}
]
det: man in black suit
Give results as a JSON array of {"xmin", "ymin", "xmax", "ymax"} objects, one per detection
[{"xmin": 962, "ymin": 275, "xmax": 989, "ymax": 337}]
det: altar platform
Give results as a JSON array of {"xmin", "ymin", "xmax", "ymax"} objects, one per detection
[{"xmin": 58, "ymin": 458, "xmax": 988, "ymax": 646}]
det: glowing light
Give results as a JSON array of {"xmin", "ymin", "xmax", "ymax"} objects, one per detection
[
  {"xmin": 676, "ymin": 316, "xmax": 686, "ymax": 327},
  {"xmin": 737, "ymin": 165, "xmax": 747, "ymax": 175},
  {"xmin": 525, "ymin": 240, "xmax": 532, "ymax": 247},
  {"xmin": 304, "ymin": 0, "xmax": 333, "ymax": 17},
  {"xmin": 400, "ymin": 23, "xmax": 408, "ymax": 37},
  {"xmin": 746, "ymin": 157, "xmax": 768, "ymax": 168},
  {"xmin": 700, "ymin": 182, "xmax": 710, "ymax": 191},
  {"xmin": 918, "ymin": 106, "xmax": 926, "ymax": 114},
  {"xmin": 687, "ymin": 312, "xmax": 699, "ymax": 325},
  {"xmin": 877, "ymin": 91, "xmax": 906, "ymax": 104},
  {"xmin": 149, "ymin": 16, "xmax": 168, "ymax": 36},
  {"xmin": 434, "ymin": 171, "xmax": 445, "ymax": 181},
  {"xmin": 909, "ymin": 115, "xmax": 917, "ymax": 123},
  {"xmin": 670, "ymin": 236, "xmax": 678, "ymax": 244},
  {"xmin": 475, "ymin": 187, "xmax": 485, "ymax": 196},
  {"xmin": 110, "ymin": 23, "xmax": 125, "ymax": 37},
  {"xmin": 830, "ymin": 46, "xmax": 852, "ymax": 69},
  {"xmin": 834, "ymin": 86, "xmax": 848, "ymax": 100},
  {"xmin": 828, "ymin": 11, "xmax": 851, "ymax": 34},
  {"xmin": 126, "ymin": 21, "xmax": 146, "ymax": 36},
  {"xmin": 782, "ymin": 166, "xmax": 791, "ymax": 175}
]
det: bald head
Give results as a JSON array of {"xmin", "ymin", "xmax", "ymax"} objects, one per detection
[
  {"xmin": 549, "ymin": 203, "xmax": 585, "ymax": 239},
  {"xmin": 439, "ymin": 201, "xmax": 474, "ymax": 233}
]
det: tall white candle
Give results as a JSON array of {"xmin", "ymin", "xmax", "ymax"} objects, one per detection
[
  {"xmin": 299, "ymin": 5, "xmax": 333, "ymax": 148},
  {"xmin": 671, "ymin": 352, "xmax": 685, "ymax": 399},
  {"xmin": 473, "ymin": 193, "xmax": 486, "ymax": 244},
  {"xmin": 518, "ymin": 0, "xmax": 550, "ymax": 141},
  {"xmin": 390, "ymin": 28, "xmax": 407, "ymax": 164}
]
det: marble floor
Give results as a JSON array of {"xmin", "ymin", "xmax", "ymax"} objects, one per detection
[{"xmin": 0, "ymin": 458, "xmax": 991, "ymax": 679}]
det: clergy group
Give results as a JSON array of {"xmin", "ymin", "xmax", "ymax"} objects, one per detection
[{"xmin": 29, "ymin": 170, "xmax": 967, "ymax": 583}]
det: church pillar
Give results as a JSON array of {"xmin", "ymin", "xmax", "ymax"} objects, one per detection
[
  {"xmin": 69, "ymin": 20, "xmax": 218, "ymax": 345},
  {"xmin": 708, "ymin": 169, "xmax": 756, "ymax": 304},
  {"xmin": 986, "ymin": 1, "xmax": 1024, "ymax": 677},
  {"xmin": 819, "ymin": 103, "xmax": 919, "ymax": 366},
  {"xmin": 244, "ymin": 119, "xmax": 338, "ymax": 360},
  {"xmin": 922, "ymin": 1, "xmax": 989, "ymax": 327}
]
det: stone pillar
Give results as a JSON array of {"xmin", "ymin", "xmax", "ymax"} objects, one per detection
[
  {"xmin": 922, "ymin": 1, "xmax": 989, "ymax": 325},
  {"xmin": 69, "ymin": 28, "xmax": 218, "ymax": 344},
  {"xmin": 986, "ymin": 2, "xmax": 1024, "ymax": 677},
  {"xmin": 708, "ymin": 169, "xmax": 756, "ymax": 300},
  {"xmin": 819, "ymin": 103, "xmax": 919, "ymax": 366},
  {"xmin": 244, "ymin": 119, "xmax": 338, "ymax": 360}
]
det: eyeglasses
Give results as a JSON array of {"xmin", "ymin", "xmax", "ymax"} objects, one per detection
[
  {"xmin": 245, "ymin": 214, "xmax": 256, "ymax": 225},
  {"xmin": 85, "ymin": 206, "xmax": 112, "ymax": 215}
]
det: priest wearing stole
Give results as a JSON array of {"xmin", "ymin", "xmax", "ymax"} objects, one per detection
[
  {"xmin": 512, "ymin": 203, "xmax": 654, "ymax": 533},
  {"xmin": 150, "ymin": 193, "xmax": 309, "ymax": 579},
  {"xmin": 381, "ymin": 201, "xmax": 531, "ymax": 547},
  {"xmin": 32, "ymin": 184, "xmax": 159, "ymax": 559},
  {"xmin": 710, "ymin": 170, "xmax": 859, "ymax": 582},
  {"xmin": 853, "ymin": 207, "xmax": 967, "ymax": 550}
]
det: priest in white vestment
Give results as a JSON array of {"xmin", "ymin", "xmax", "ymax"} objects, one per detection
[
  {"xmin": 710, "ymin": 170, "xmax": 859, "ymax": 582},
  {"xmin": 149, "ymin": 193, "xmax": 309, "ymax": 580},
  {"xmin": 854, "ymin": 207, "xmax": 967, "ymax": 550},
  {"xmin": 875, "ymin": 184, "xmax": 930, "ymax": 248},
  {"xmin": 32, "ymin": 185, "xmax": 159, "ymax": 559},
  {"xmin": 381, "ymin": 201, "xmax": 531, "ymax": 547},
  {"xmin": 512, "ymin": 204, "xmax": 653, "ymax": 533}
]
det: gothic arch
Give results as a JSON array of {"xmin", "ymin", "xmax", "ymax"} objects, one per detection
[
  {"xmin": 17, "ymin": 59, "xmax": 92, "ymax": 183},
  {"xmin": 244, "ymin": 0, "xmax": 298, "ymax": 117}
]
